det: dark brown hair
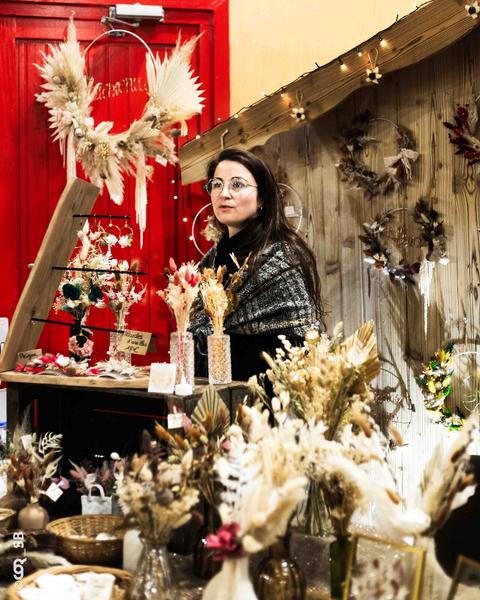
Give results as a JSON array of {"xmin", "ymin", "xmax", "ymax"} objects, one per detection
[{"xmin": 207, "ymin": 147, "xmax": 324, "ymax": 322}]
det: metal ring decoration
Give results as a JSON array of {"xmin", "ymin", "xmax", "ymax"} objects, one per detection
[{"xmin": 191, "ymin": 184, "xmax": 305, "ymax": 256}]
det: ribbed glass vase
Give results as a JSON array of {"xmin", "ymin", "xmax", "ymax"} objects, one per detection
[
  {"xmin": 169, "ymin": 331, "xmax": 195, "ymax": 385},
  {"xmin": 255, "ymin": 535, "xmax": 306, "ymax": 600},
  {"xmin": 207, "ymin": 334, "xmax": 232, "ymax": 384},
  {"xmin": 129, "ymin": 538, "xmax": 174, "ymax": 600}
]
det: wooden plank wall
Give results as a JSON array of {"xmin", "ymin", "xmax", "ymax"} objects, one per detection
[{"xmin": 255, "ymin": 27, "xmax": 480, "ymax": 495}]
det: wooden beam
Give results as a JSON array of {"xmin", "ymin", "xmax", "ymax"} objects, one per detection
[
  {"xmin": 179, "ymin": 0, "xmax": 479, "ymax": 184},
  {"xmin": 0, "ymin": 178, "xmax": 99, "ymax": 372}
]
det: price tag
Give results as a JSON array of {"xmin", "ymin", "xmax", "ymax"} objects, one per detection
[
  {"xmin": 21, "ymin": 435, "xmax": 32, "ymax": 450},
  {"xmin": 148, "ymin": 362, "xmax": 177, "ymax": 394},
  {"xmin": 45, "ymin": 482, "xmax": 63, "ymax": 502},
  {"xmin": 117, "ymin": 329, "xmax": 152, "ymax": 355},
  {"xmin": 167, "ymin": 412, "xmax": 185, "ymax": 430},
  {"xmin": 17, "ymin": 349, "xmax": 42, "ymax": 365}
]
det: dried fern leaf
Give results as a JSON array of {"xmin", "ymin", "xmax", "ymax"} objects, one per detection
[{"xmin": 192, "ymin": 385, "xmax": 230, "ymax": 438}]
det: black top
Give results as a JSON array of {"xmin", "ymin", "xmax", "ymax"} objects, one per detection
[{"xmin": 195, "ymin": 229, "xmax": 303, "ymax": 382}]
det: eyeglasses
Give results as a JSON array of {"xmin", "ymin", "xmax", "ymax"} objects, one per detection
[{"xmin": 204, "ymin": 177, "xmax": 258, "ymax": 197}]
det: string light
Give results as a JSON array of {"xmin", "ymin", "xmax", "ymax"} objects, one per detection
[
  {"xmin": 195, "ymin": 134, "xmax": 201, "ymax": 139},
  {"xmin": 338, "ymin": 58, "xmax": 347, "ymax": 72},
  {"xmin": 189, "ymin": 235, "xmax": 194, "ymax": 241},
  {"xmin": 173, "ymin": 195, "xmax": 178, "ymax": 200},
  {"xmin": 379, "ymin": 35, "xmax": 388, "ymax": 48},
  {"xmin": 357, "ymin": 48, "xmax": 363, "ymax": 57},
  {"xmin": 233, "ymin": 113, "xmax": 239, "ymax": 119},
  {"xmin": 182, "ymin": 217, "xmax": 188, "ymax": 223},
  {"xmin": 171, "ymin": 179, "xmax": 175, "ymax": 184},
  {"xmin": 261, "ymin": 91, "xmax": 268, "ymax": 97},
  {"xmin": 217, "ymin": 117, "xmax": 221, "ymax": 121}
]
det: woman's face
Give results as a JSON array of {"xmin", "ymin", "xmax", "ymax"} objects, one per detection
[{"xmin": 210, "ymin": 160, "xmax": 260, "ymax": 237}]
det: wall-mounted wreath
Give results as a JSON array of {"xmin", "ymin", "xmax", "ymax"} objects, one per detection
[
  {"xmin": 337, "ymin": 111, "xmax": 418, "ymax": 200},
  {"xmin": 359, "ymin": 199, "xmax": 449, "ymax": 334}
]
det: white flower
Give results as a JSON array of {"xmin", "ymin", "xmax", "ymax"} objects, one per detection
[
  {"xmin": 290, "ymin": 106, "xmax": 306, "ymax": 122},
  {"xmin": 364, "ymin": 256, "xmax": 376, "ymax": 264},
  {"xmin": 104, "ymin": 233, "xmax": 118, "ymax": 246},
  {"xmin": 118, "ymin": 235, "xmax": 132, "ymax": 248},
  {"xmin": 55, "ymin": 355, "xmax": 70, "ymax": 368},
  {"xmin": 365, "ymin": 66, "xmax": 382, "ymax": 84},
  {"xmin": 466, "ymin": 2, "xmax": 480, "ymax": 18}
]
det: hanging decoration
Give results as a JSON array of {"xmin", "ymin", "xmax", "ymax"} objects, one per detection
[
  {"xmin": 337, "ymin": 111, "xmax": 418, "ymax": 200},
  {"xmin": 443, "ymin": 103, "xmax": 480, "ymax": 166},
  {"xmin": 359, "ymin": 200, "xmax": 448, "ymax": 335},
  {"xmin": 365, "ymin": 49, "xmax": 382, "ymax": 84},
  {"xmin": 36, "ymin": 18, "xmax": 204, "ymax": 247},
  {"xmin": 417, "ymin": 342, "xmax": 464, "ymax": 430}
]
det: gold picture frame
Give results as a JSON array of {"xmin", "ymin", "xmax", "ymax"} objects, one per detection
[
  {"xmin": 447, "ymin": 554, "xmax": 480, "ymax": 599},
  {"xmin": 343, "ymin": 533, "xmax": 425, "ymax": 600}
]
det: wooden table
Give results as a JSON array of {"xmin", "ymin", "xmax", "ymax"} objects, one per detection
[{"xmin": 0, "ymin": 372, "xmax": 248, "ymax": 459}]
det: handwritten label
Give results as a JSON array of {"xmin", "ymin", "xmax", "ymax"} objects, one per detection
[
  {"xmin": 117, "ymin": 329, "xmax": 152, "ymax": 355},
  {"xmin": 17, "ymin": 349, "xmax": 42, "ymax": 365},
  {"xmin": 148, "ymin": 362, "xmax": 177, "ymax": 394},
  {"xmin": 21, "ymin": 435, "xmax": 32, "ymax": 450},
  {"xmin": 167, "ymin": 412, "xmax": 185, "ymax": 430}
]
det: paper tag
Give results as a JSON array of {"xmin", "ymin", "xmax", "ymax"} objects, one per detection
[
  {"xmin": 17, "ymin": 349, "xmax": 42, "ymax": 365},
  {"xmin": 21, "ymin": 434, "xmax": 32, "ymax": 450},
  {"xmin": 45, "ymin": 482, "xmax": 63, "ymax": 502},
  {"xmin": 284, "ymin": 205, "xmax": 296, "ymax": 218},
  {"xmin": 167, "ymin": 412, "xmax": 185, "ymax": 430},
  {"xmin": 148, "ymin": 362, "xmax": 177, "ymax": 394},
  {"xmin": 117, "ymin": 329, "xmax": 152, "ymax": 355}
]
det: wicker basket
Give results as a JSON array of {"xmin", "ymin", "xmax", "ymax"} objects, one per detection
[
  {"xmin": 6, "ymin": 564, "xmax": 132, "ymax": 600},
  {"xmin": 0, "ymin": 508, "xmax": 16, "ymax": 535},
  {"xmin": 46, "ymin": 515, "xmax": 125, "ymax": 565}
]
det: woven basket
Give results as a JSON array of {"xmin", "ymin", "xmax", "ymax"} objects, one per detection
[
  {"xmin": 6, "ymin": 564, "xmax": 132, "ymax": 600},
  {"xmin": 46, "ymin": 515, "xmax": 125, "ymax": 565},
  {"xmin": 0, "ymin": 508, "xmax": 16, "ymax": 535}
]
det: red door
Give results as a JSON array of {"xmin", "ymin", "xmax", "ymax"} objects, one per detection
[{"xmin": 0, "ymin": 0, "xmax": 228, "ymax": 363}]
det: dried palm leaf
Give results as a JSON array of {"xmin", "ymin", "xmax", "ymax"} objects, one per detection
[
  {"xmin": 192, "ymin": 385, "xmax": 230, "ymax": 438},
  {"xmin": 341, "ymin": 320, "xmax": 380, "ymax": 383}
]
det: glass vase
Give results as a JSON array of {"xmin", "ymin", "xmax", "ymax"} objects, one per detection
[
  {"xmin": 170, "ymin": 331, "xmax": 195, "ymax": 385},
  {"xmin": 69, "ymin": 320, "xmax": 93, "ymax": 363},
  {"xmin": 330, "ymin": 534, "xmax": 355, "ymax": 600},
  {"xmin": 255, "ymin": 535, "xmax": 306, "ymax": 600},
  {"xmin": 129, "ymin": 538, "xmax": 174, "ymax": 600},
  {"xmin": 193, "ymin": 504, "xmax": 222, "ymax": 580},
  {"xmin": 108, "ymin": 331, "xmax": 131, "ymax": 365},
  {"xmin": 207, "ymin": 334, "xmax": 232, "ymax": 384},
  {"xmin": 303, "ymin": 480, "xmax": 332, "ymax": 537}
]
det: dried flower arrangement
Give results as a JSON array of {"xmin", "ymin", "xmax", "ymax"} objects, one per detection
[
  {"xmin": 200, "ymin": 254, "xmax": 250, "ymax": 336},
  {"xmin": 36, "ymin": 19, "xmax": 204, "ymax": 245},
  {"xmin": 443, "ymin": 104, "xmax": 480, "ymax": 167},
  {"xmin": 417, "ymin": 342, "xmax": 464, "ymax": 429},
  {"xmin": 105, "ymin": 259, "xmax": 146, "ymax": 331},
  {"xmin": 157, "ymin": 258, "xmax": 201, "ymax": 335},
  {"xmin": 115, "ymin": 428, "xmax": 212, "ymax": 544},
  {"xmin": 337, "ymin": 111, "xmax": 418, "ymax": 200},
  {"xmin": 69, "ymin": 456, "xmax": 123, "ymax": 497},
  {"xmin": 7, "ymin": 424, "xmax": 63, "ymax": 504},
  {"xmin": 154, "ymin": 385, "xmax": 230, "ymax": 508}
]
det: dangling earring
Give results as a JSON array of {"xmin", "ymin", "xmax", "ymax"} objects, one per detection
[{"xmin": 258, "ymin": 204, "xmax": 264, "ymax": 212}]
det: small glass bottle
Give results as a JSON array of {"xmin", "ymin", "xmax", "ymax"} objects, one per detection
[
  {"xmin": 207, "ymin": 334, "xmax": 232, "ymax": 384},
  {"xmin": 169, "ymin": 331, "xmax": 195, "ymax": 385},
  {"xmin": 255, "ymin": 535, "xmax": 306, "ymax": 600},
  {"xmin": 108, "ymin": 331, "xmax": 131, "ymax": 365}
]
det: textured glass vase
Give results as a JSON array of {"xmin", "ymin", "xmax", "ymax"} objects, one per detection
[
  {"xmin": 255, "ymin": 535, "xmax": 306, "ymax": 600},
  {"xmin": 108, "ymin": 331, "xmax": 131, "ymax": 364},
  {"xmin": 129, "ymin": 539, "xmax": 174, "ymax": 600},
  {"xmin": 330, "ymin": 534, "xmax": 354, "ymax": 599},
  {"xmin": 170, "ymin": 331, "xmax": 195, "ymax": 385},
  {"xmin": 207, "ymin": 334, "xmax": 232, "ymax": 384}
]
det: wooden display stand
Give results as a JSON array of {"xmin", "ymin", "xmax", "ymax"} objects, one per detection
[{"xmin": 0, "ymin": 178, "xmax": 247, "ymax": 450}]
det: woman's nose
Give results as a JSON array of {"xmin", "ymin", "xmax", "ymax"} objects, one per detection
[{"xmin": 219, "ymin": 181, "xmax": 232, "ymax": 198}]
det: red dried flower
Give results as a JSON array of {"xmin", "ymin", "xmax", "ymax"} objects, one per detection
[{"xmin": 206, "ymin": 522, "xmax": 245, "ymax": 560}]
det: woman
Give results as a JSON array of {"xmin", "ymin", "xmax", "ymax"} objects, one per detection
[{"xmin": 189, "ymin": 147, "xmax": 324, "ymax": 381}]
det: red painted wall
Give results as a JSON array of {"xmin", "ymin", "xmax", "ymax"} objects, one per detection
[{"xmin": 0, "ymin": 0, "xmax": 229, "ymax": 363}]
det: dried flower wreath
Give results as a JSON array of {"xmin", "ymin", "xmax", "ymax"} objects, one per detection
[
  {"xmin": 417, "ymin": 342, "xmax": 464, "ymax": 430},
  {"xmin": 443, "ymin": 104, "xmax": 480, "ymax": 166},
  {"xmin": 36, "ymin": 19, "xmax": 204, "ymax": 246},
  {"xmin": 360, "ymin": 200, "xmax": 449, "ymax": 334},
  {"xmin": 337, "ymin": 111, "xmax": 418, "ymax": 200}
]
